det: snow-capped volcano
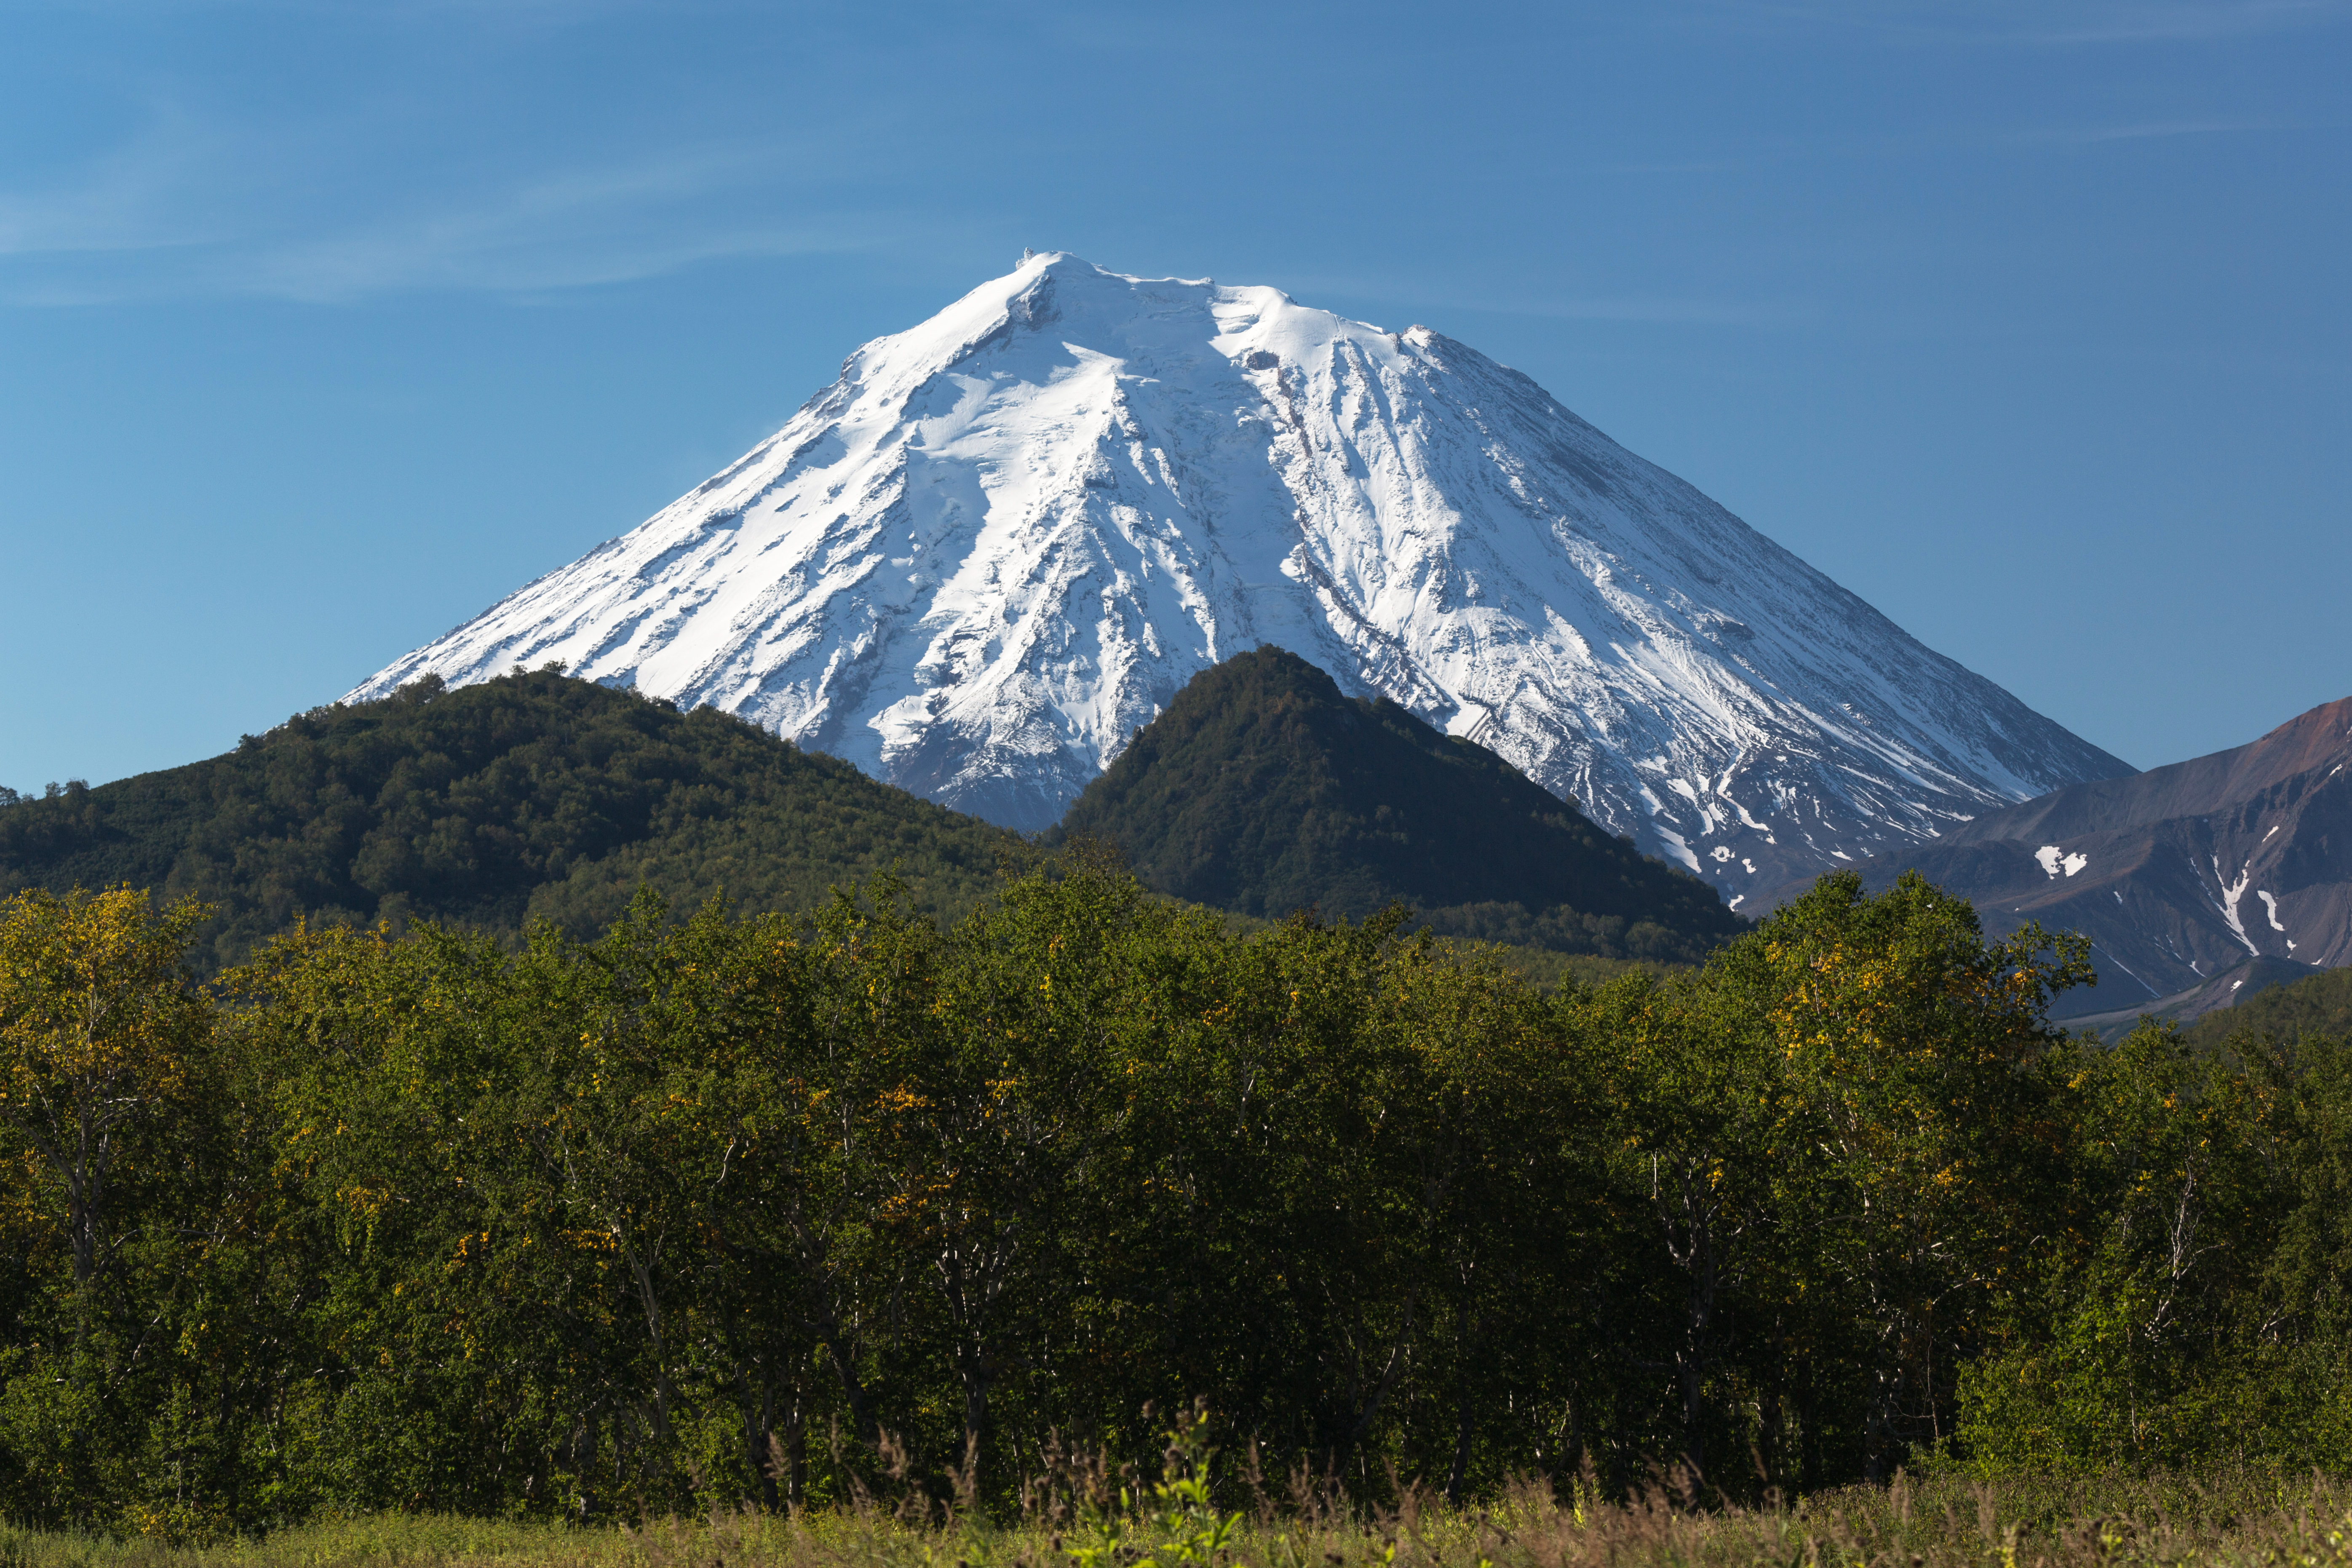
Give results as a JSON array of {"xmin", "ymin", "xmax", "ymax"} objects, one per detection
[{"xmin": 350, "ymin": 252, "xmax": 2131, "ymax": 895}]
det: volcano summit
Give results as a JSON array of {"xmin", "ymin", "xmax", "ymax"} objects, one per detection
[{"xmin": 352, "ymin": 254, "xmax": 2130, "ymax": 894}]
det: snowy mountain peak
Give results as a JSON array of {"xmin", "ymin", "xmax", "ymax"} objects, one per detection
[{"xmin": 350, "ymin": 254, "xmax": 2131, "ymax": 895}]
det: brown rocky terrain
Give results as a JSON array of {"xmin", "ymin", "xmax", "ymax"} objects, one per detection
[{"xmin": 1757, "ymin": 695, "xmax": 2352, "ymax": 1017}]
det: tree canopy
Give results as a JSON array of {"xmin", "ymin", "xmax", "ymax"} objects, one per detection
[
  {"xmin": 2185, "ymin": 962, "xmax": 2352, "ymax": 1051},
  {"xmin": 3, "ymin": 863, "xmax": 2345, "ymax": 1538},
  {"xmin": 0, "ymin": 669, "xmax": 1021, "ymax": 974},
  {"xmin": 1051, "ymin": 648, "xmax": 1745, "ymax": 964}
]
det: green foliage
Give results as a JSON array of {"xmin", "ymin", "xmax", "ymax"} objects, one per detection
[
  {"xmin": 0, "ymin": 887, "xmax": 230, "ymax": 1538},
  {"xmin": 1063, "ymin": 1406, "xmax": 1243, "ymax": 1568},
  {"xmin": 2184, "ymin": 964, "xmax": 2352, "ymax": 1050},
  {"xmin": 1555, "ymin": 871, "xmax": 2100, "ymax": 1489},
  {"xmin": 1954, "ymin": 1021, "xmax": 2352, "ymax": 1473},
  {"xmin": 1435, "ymin": 945, "xmax": 1668, "ymax": 992},
  {"xmin": 0, "ymin": 860, "xmax": 2348, "ymax": 1535},
  {"xmin": 0, "ymin": 670, "xmax": 1018, "ymax": 974},
  {"xmin": 1050, "ymin": 648, "xmax": 1743, "ymax": 963}
]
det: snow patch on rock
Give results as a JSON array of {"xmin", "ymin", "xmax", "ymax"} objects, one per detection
[{"xmin": 2216, "ymin": 857, "xmax": 2260, "ymax": 956}]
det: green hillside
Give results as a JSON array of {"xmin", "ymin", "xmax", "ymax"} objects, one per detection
[
  {"xmin": 2186, "ymin": 962, "xmax": 2352, "ymax": 1049},
  {"xmin": 0, "ymin": 668, "xmax": 1019, "ymax": 972},
  {"xmin": 1051, "ymin": 646, "xmax": 1745, "ymax": 963}
]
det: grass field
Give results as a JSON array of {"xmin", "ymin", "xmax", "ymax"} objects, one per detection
[{"xmin": 5, "ymin": 1465, "xmax": 2348, "ymax": 1568}]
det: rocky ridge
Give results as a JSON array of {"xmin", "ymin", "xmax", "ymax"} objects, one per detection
[{"xmin": 1757, "ymin": 694, "xmax": 2352, "ymax": 1013}]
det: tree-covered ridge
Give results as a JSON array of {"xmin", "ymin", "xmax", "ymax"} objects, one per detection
[
  {"xmin": 2187, "ymin": 963, "xmax": 2352, "ymax": 1049},
  {"xmin": 3, "ymin": 865, "xmax": 2349, "ymax": 1538},
  {"xmin": 1052, "ymin": 647, "xmax": 1745, "ymax": 963},
  {"xmin": 0, "ymin": 669, "xmax": 1020, "ymax": 972}
]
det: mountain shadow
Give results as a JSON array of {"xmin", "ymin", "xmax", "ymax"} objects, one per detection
[
  {"xmin": 1048, "ymin": 646, "xmax": 1747, "ymax": 963},
  {"xmin": 0, "ymin": 668, "xmax": 1020, "ymax": 973}
]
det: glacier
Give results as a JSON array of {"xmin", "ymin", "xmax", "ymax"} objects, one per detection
[{"xmin": 349, "ymin": 253, "xmax": 2132, "ymax": 895}]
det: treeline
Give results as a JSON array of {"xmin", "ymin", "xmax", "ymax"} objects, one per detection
[
  {"xmin": 2186, "ymin": 964, "xmax": 2352, "ymax": 1050},
  {"xmin": 1051, "ymin": 648, "xmax": 1744, "ymax": 965},
  {"xmin": 1, "ymin": 864, "xmax": 2348, "ymax": 1539},
  {"xmin": 3, "ymin": 659, "xmax": 1745, "ymax": 980},
  {"xmin": 0, "ymin": 669, "xmax": 1017, "ymax": 975}
]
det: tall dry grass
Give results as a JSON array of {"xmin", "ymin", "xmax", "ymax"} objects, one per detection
[{"xmin": 2, "ymin": 1461, "xmax": 2347, "ymax": 1568}]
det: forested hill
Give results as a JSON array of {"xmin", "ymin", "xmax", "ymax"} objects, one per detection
[
  {"xmin": 0, "ymin": 669, "xmax": 1019, "ymax": 972},
  {"xmin": 1052, "ymin": 647, "xmax": 1747, "ymax": 963},
  {"xmin": 2187, "ymin": 963, "xmax": 2352, "ymax": 1049}
]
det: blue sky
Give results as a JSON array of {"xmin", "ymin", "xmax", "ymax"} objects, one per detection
[{"xmin": 3, "ymin": 0, "xmax": 2346, "ymax": 789}]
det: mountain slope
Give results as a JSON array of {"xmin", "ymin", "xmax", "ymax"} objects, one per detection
[
  {"xmin": 2182, "ymin": 962, "xmax": 2352, "ymax": 1049},
  {"xmin": 1756, "ymin": 694, "xmax": 2352, "ymax": 1015},
  {"xmin": 349, "ymin": 253, "xmax": 2129, "ymax": 891},
  {"xmin": 0, "ymin": 670, "xmax": 1018, "ymax": 972},
  {"xmin": 1051, "ymin": 647, "xmax": 1746, "ymax": 963},
  {"xmin": 2057, "ymin": 955, "xmax": 2328, "ymax": 1043}
]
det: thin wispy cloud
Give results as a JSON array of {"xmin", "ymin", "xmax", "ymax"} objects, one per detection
[
  {"xmin": 0, "ymin": 106, "xmax": 237, "ymax": 259},
  {"xmin": 1592, "ymin": 112, "xmax": 2301, "ymax": 185},
  {"xmin": 226, "ymin": 144, "xmax": 898, "ymax": 302},
  {"xmin": 240, "ymin": 210, "xmax": 889, "ymax": 303},
  {"xmin": 1283, "ymin": 269, "xmax": 1813, "ymax": 332},
  {"xmin": 0, "ymin": 0, "xmax": 965, "ymax": 306},
  {"xmin": 1476, "ymin": 292, "xmax": 1814, "ymax": 330},
  {"xmin": 0, "ymin": 90, "xmax": 936, "ymax": 305},
  {"xmin": 2005, "ymin": 116, "xmax": 2295, "ymax": 144},
  {"xmin": 5, "ymin": 0, "xmax": 2336, "ymax": 313},
  {"xmin": 1997, "ymin": 0, "xmax": 2342, "ymax": 44},
  {"xmin": 1697, "ymin": 0, "xmax": 2348, "ymax": 45}
]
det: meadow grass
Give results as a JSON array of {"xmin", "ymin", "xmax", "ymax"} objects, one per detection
[{"xmin": 3, "ymin": 1463, "xmax": 2348, "ymax": 1568}]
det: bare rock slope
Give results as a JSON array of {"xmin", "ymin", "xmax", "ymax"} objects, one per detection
[{"xmin": 1758, "ymin": 695, "xmax": 2352, "ymax": 1014}]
